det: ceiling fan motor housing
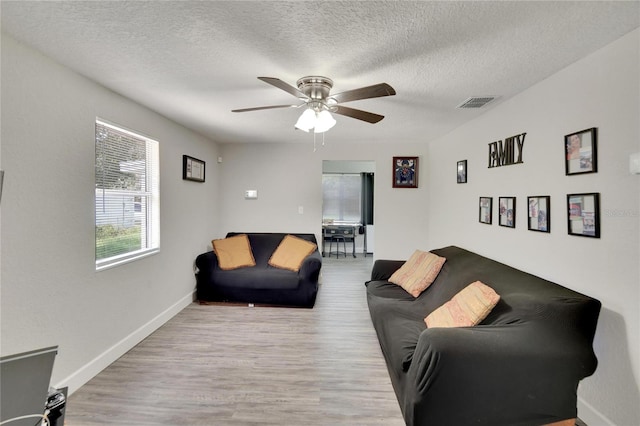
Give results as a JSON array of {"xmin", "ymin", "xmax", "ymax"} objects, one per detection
[{"xmin": 297, "ymin": 76, "xmax": 333, "ymax": 100}]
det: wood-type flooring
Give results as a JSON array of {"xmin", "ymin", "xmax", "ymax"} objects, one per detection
[
  {"xmin": 64, "ymin": 255, "xmax": 587, "ymax": 426},
  {"xmin": 65, "ymin": 256, "xmax": 405, "ymax": 425}
]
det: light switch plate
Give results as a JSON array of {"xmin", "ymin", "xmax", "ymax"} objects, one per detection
[{"xmin": 245, "ymin": 190, "xmax": 258, "ymax": 199}]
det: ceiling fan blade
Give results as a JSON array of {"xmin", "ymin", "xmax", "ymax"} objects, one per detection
[
  {"xmin": 332, "ymin": 105, "xmax": 385, "ymax": 123},
  {"xmin": 258, "ymin": 77, "xmax": 309, "ymax": 100},
  {"xmin": 232, "ymin": 104, "xmax": 302, "ymax": 113},
  {"xmin": 330, "ymin": 83, "xmax": 396, "ymax": 104}
]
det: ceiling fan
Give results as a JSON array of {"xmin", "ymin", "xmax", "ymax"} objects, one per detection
[{"xmin": 232, "ymin": 76, "xmax": 396, "ymax": 133}]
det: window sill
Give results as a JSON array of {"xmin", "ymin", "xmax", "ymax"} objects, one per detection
[{"xmin": 96, "ymin": 248, "xmax": 160, "ymax": 272}]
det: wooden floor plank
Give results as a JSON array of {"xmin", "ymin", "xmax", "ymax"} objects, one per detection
[{"xmin": 65, "ymin": 256, "xmax": 405, "ymax": 425}]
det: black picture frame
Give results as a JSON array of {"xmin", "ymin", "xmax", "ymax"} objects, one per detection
[
  {"xmin": 565, "ymin": 127, "xmax": 597, "ymax": 175},
  {"xmin": 479, "ymin": 197, "xmax": 492, "ymax": 224},
  {"xmin": 457, "ymin": 160, "xmax": 467, "ymax": 183},
  {"xmin": 527, "ymin": 196, "xmax": 550, "ymax": 233},
  {"xmin": 498, "ymin": 196, "xmax": 516, "ymax": 228},
  {"xmin": 183, "ymin": 155, "xmax": 205, "ymax": 182},
  {"xmin": 567, "ymin": 192, "xmax": 600, "ymax": 238},
  {"xmin": 393, "ymin": 156, "xmax": 418, "ymax": 188}
]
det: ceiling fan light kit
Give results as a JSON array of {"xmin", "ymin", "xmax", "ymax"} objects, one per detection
[
  {"xmin": 233, "ymin": 76, "xmax": 396, "ymax": 134},
  {"xmin": 294, "ymin": 105, "xmax": 337, "ymax": 134},
  {"xmin": 313, "ymin": 110, "xmax": 336, "ymax": 133},
  {"xmin": 294, "ymin": 108, "xmax": 317, "ymax": 132}
]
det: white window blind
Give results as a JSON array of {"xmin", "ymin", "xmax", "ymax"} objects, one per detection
[
  {"xmin": 95, "ymin": 119, "xmax": 160, "ymax": 270},
  {"xmin": 322, "ymin": 173, "xmax": 361, "ymax": 222}
]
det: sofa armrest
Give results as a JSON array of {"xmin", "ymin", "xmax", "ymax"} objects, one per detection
[
  {"xmin": 405, "ymin": 324, "xmax": 594, "ymax": 425},
  {"xmin": 370, "ymin": 259, "xmax": 405, "ymax": 282},
  {"xmin": 298, "ymin": 251, "xmax": 322, "ymax": 282},
  {"xmin": 195, "ymin": 251, "xmax": 219, "ymax": 277}
]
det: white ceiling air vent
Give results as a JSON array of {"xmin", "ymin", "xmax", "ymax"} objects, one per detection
[{"xmin": 457, "ymin": 97, "xmax": 496, "ymax": 109}]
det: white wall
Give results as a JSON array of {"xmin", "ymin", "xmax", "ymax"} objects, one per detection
[
  {"xmin": 218, "ymin": 141, "xmax": 430, "ymax": 259},
  {"xmin": 426, "ymin": 29, "xmax": 640, "ymax": 426},
  {"xmin": 0, "ymin": 35, "xmax": 220, "ymax": 393},
  {"xmin": 322, "ymin": 160, "xmax": 376, "ymax": 174}
]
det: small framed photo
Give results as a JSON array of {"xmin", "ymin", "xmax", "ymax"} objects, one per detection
[
  {"xmin": 565, "ymin": 127, "xmax": 597, "ymax": 175},
  {"xmin": 393, "ymin": 156, "xmax": 418, "ymax": 188},
  {"xmin": 479, "ymin": 197, "xmax": 493, "ymax": 224},
  {"xmin": 567, "ymin": 192, "xmax": 600, "ymax": 238},
  {"xmin": 183, "ymin": 155, "xmax": 206, "ymax": 182},
  {"xmin": 527, "ymin": 196, "xmax": 550, "ymax": 233},
  {"xmin": 498, "ymin": 197, "xmax": 516, "ymax": 228},
  {"xmin": 457, "ymin": 160, "xmax": 467, "ymax": 183}
]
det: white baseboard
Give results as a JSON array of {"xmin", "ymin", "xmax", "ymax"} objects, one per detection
[
  {"xmin": 55, "ymin": 291, "xmax": 195, "ymax": 395},
  {"xmin": 578, "ymin": 396, "xmax": 615, "ymax": 426}
]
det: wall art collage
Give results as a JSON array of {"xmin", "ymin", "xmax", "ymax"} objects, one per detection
[{"xmin": 465, "ymin": 127, "xmax": 600, "ymax": 238}]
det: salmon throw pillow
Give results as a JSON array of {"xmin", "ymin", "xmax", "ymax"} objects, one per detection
[
  {"xmin": 425, "ymin": 281, "xmax": 500, "ymax": 328},
  {"xmin": 389, "ymin": 250, "xmax": 446, "ymax": 297}
]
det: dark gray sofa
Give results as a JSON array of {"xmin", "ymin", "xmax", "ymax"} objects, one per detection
[
  {"xmin": 195, "ymin": 232, "xmax": 321, "ymax": 308},
  {"xmin": 366, "ymin": 246, "xmax": 601, "ymax": 426}
]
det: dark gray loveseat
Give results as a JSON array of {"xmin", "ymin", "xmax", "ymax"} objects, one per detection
[
  {"xmin": 195, "ymin": 232, "xmax": 322, "ymax": 308},
  {"xmin": 366, "ymin": 246, "xmax": 601, "ymax": 426}
]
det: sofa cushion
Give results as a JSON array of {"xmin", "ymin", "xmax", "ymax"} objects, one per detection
[
  {"xmin": 213, "ymin": 267, "xmax": 300, "ymax": 290},
  {"xmin": 212, "ymin": 234, "xmax": 256, "ymax": 270},
  {"xmin": 268, "ymin": 234, "xmax": 317, "ymax": 272},
  {"xmin": 389, "ymin": 250, "xmax": 446, "ymax": 297},
  {"xmin": 425, "ymin": 281, "xmax": 500, "ymax": 328}
]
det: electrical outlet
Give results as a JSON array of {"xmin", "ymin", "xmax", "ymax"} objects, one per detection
[{"xmin": 298, "ymin": 206, "xmax": 304, "ymax": 214}]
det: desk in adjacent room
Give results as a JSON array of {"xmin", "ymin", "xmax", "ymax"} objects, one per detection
[{"xmin": 322, "ymin": 223, "xmax": 361, "ymax": 258}]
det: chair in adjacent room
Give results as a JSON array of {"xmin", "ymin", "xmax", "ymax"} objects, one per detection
[{"xmin": 323, "ymin": 226, "xmax": 347, "ymax": 258}]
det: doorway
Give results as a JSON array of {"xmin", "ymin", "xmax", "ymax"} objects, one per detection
[{"xmin": 322, "ymin": 160, "xmax": 375, "ymax": 256}]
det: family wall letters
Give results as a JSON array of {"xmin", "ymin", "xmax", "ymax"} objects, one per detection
[{"xmin": 488, "ymin": 132, "xmax": 526, "ymax": 168}]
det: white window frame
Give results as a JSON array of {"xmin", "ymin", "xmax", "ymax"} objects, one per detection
[{"xmin": 95, "ymin": 118, "xmax": 160, "ymax": 271}]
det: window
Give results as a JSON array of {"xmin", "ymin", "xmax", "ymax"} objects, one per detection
[
  {"xmin": 95, "ymin": 119, "xmax": 160, "ymax": 270},
  {"xmin": 322, "ymin": 174, "xmax": 361, "ymax": 222}
]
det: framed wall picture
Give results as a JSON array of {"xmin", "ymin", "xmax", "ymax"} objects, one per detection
[
  {"xmin": 565, "ymin": 127, "xmax": 597, "ymax": 175},
  {"xmin": 457, "ymin": 160, "xmax": 467, "ymax": 183},
  {"xmin": 183, "ymin": 155, "xmax": 205, "ymax": 182},
  {"xmin": 498, "ymin": 197, "xmax": 516, "ymax": 228},
  {"xmin": 393, "ymin": 156, "xmax": 418, "ymax": 188},
  {"xmin": 527, "ymin": 196, "xmax": 550, "ymax": 233},
  {"xmin": 567, "ymin": 192, "xmax": 600, "ymax": 238},
  {"xmin": 479, "ymin": 197, "xmax": 493, "ymax": 224}
]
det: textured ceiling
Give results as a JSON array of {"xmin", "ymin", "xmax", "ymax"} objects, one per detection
[{"xmin": 2, "ymin": 1, "xmax": 639, "ymax": 144}]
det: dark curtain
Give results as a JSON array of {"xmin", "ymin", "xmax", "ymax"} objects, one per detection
[{"xmin": 361, "ymin": 172, "xmax": 374, "ymax": 227}]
